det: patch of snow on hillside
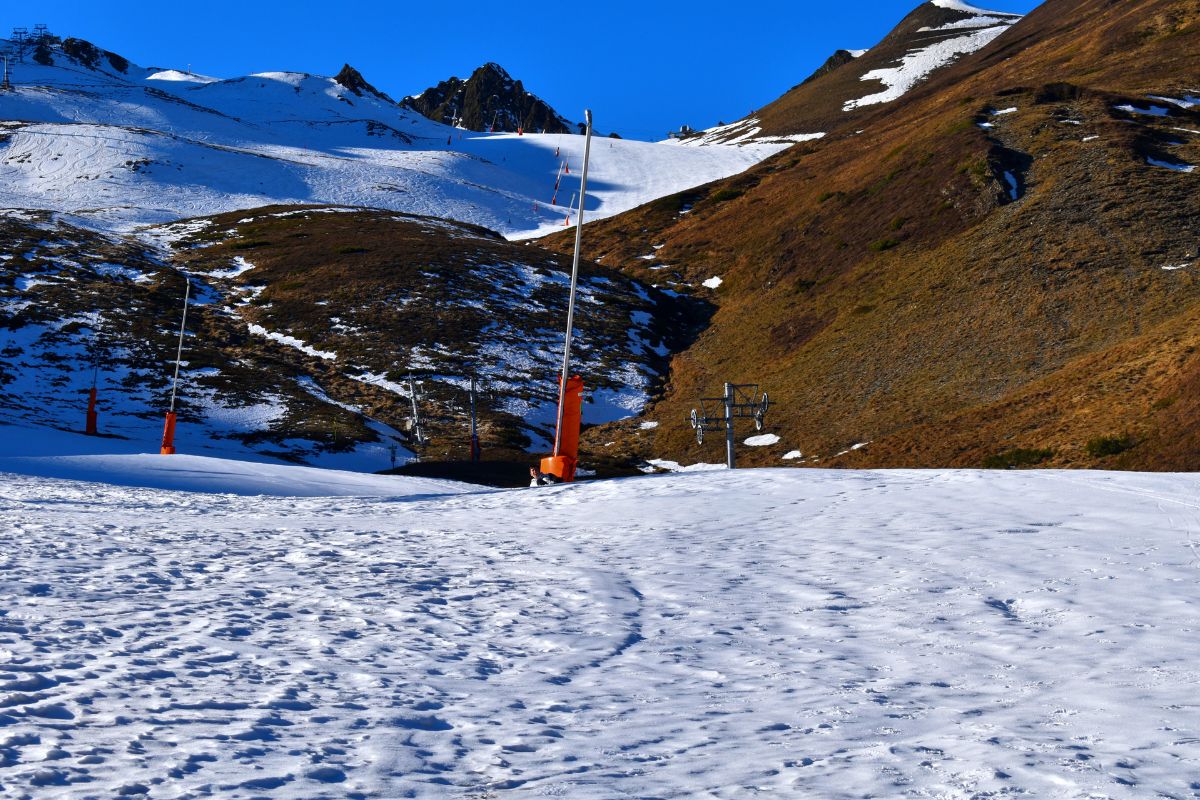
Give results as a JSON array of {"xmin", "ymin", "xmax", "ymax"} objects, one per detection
[
  {"xmin": 349, "ymin": 371, "xmax": 411, "ymax": 398},
  {"xmin": 1003, "ymin": 170, "xmax": 1020, "ymax": 200},
  {"xmin": 920, "ymin": 15, "xmax": 1013, "ymax": 31},
  {"xmin": 766, "ymin": 132, "xmax": 827, "ymax": 144},
  {"xmin": 744, "ymin": 433, "xmax": 780, "ymax": 446},
  {"xmin": 639, "ymin": 420, "xmax": 659, "ymax": 430},
  {"xmin": 845, "ymin": 21, "xmax": 1016, "ymax": 110},
  {"xmin": 247, "ymin": 323, "xmax": 337, "ymax": 360},
  {"xmin": 145, "ymin": 70, "xmax": 218, "ymax": 84},
  {"xmin": 642, "ymin": 458, "xmax": 726, "ymax": 472},
  {"xmin": 1147, "ymin": 157, "xmax": 1196, "ymax": 173},
  {"xmin": 782, "ymin": 450, "xmax": 803, "ymax": 460},
  {"xmin": 1148, "ymin": 94, "xmax": 1199, "ymax": 109},
  {"xmin": 664, "ymin": 118, "xmax": 817, "ymax": 149},
  {"xmin": 702, "ymin": 276, "xmax": 723, "ymax": 289},
  {"xmin": 204, "ymin": 256, "xmax": 256, "ymax": 279},
  {"xmin": 93, "ymin": 262, "xmax": 152, "ymax": 282},
  {"xmin": 930, "ymin": 0, "xmax": 1018, "ymax": 13},
  {"xmin": 1115, "ymin": 103, "xmax": 1171, "ymax": 116}
]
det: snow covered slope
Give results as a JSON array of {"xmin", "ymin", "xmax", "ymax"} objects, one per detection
[
  {"xmin": 0, "ymin": 39, "xmax": 783, "ymax": 239},
  {"xmin": 0, "ymin": 431, "xmax": 465, "ymax": 494},
  {"xmin": 1, "ymin": 466, "xmax": 1198, "ymax": 796}
]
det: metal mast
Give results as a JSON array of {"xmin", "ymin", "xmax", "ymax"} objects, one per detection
[
  {"xmin": 168, "ymin": 281, "xmax": 190, "ymax": 414},
  {"xmin": 469, "ymin": 374, "xmax": 480, "ymax": 462},
  {"xmin": 551, "ymin": 109, "xmax": 593, "ymax": 457}
]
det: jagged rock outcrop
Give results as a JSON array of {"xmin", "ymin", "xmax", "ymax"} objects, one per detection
[{"xmin": 403, "ymin": 63, "xmax": 573, "ymax": 133}]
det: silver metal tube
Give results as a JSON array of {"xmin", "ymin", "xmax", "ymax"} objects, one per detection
[
  {"xmin": 552, "ymin": 109, "xmax": 593, "ymax": 456},
  {"xmin": 408, "ymin": 375, "xmax": 422, "ymax": 445},
  {"xmin": 724, "ymin": 382, "xmax": 736, "ymax": 469},
  {"xmin": 470, "ymin": 374, "xmax": 479, "ymax": 461},
  {"xmin": 168, "ymin": 281, "xmax": 190, "ymax": 413}
]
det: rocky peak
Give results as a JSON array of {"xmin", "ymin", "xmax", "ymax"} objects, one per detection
[
  {"xmin": 334, "ymin": 64, "xmax": 393, "ymax": 103},
  {"xmin": 402, "ymin": 63, "xmax": 573, "ymax": 134}
]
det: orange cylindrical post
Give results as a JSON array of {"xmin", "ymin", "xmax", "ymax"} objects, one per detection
[
  {"xmin": 540, "ymin": 375, "xmax": 583, "ymax": 482},
  {"xmin": 160, "ymin": 411, "xmax": 177, "ymax": 455},
  {"xmin": 85, "ymin": 387, "xmax": 98, "ymax": 436}
]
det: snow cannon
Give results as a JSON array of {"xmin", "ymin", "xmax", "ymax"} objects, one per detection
[
  {"xmin": 541, "ymin": 375, "xmax": 583, "ymax": 482},
  {"xmin": 160, "ymin": 411, "xmax": 177, "ymax": 455},
  {"xmin": 85, "ymin": 386, "xmax": 98, "ymax": 436}
]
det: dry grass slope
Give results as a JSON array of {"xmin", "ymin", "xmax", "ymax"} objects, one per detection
[{"xmin": 541, "ymin": 0, "xmax": 1200, "ymax": 471}]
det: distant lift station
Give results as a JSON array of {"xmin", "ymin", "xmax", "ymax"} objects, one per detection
[{"xmin": 691, "ymin": 383, "xmax": 770, "ymax": 469}]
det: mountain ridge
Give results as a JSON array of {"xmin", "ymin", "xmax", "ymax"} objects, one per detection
[{"xmin": 676, "ymin": 0, "xmax": 1022, "ymax": 146}]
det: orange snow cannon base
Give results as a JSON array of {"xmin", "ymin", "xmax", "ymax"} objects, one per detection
[
  {"xmin": 540, "ymin": 375, "xmax": 583, "ymax": 483},
  {"xmin": 160, "ymin": 411, "xmax": 177, "ymax": 455}
]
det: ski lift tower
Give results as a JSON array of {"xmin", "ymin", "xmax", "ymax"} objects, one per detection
[
  {"xmin": 9, "ymin": 28, "xmax": 28, "ymax": 63},
  {"xmin": 1, "ymin": 50, "xmax": 12, "ymax": 92},
  {"xmin": 690, "ymin": 383, "xmax": 770, "ymax": 469}
]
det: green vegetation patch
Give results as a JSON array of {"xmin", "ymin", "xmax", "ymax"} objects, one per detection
[
  {"xmin": 983, "ymin": 448, "xmax": 1054, "ymax": 469},
  {"xmin": 1086, "ymin": 434, "xmax": 1136, "ymax": 458}
]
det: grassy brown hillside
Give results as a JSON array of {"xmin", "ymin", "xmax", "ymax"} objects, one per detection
[{"xmin": 541, "ymin": 0, "xmax": 1200, "ymax": 471}]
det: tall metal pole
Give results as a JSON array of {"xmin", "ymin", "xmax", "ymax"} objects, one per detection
[
  {"xmin": 168, "ymin": 281, "xmax": 190, "ymax": 414},
  {"xmin": 469, "ymin": 374, "xmax": 480, "ymax": 462},
  {"xmin": 407, "ymin": 375, "xmax": 423, "ymax": 447},
  {"xmin": 552, "ymin": 108, "xmax": 593, "ymax": 457},
  {"xmin": 724, "ymin": 382, "xmax": 736, "ymax": 470}
]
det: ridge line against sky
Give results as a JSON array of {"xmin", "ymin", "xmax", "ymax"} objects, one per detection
[{"xmin": 7, "ymin": 0, "xmax": 1039, "ymax": 140}]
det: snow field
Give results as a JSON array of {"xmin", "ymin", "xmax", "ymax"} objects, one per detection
[
  {"xmin": 0, "ymin": 51, "xmax": 784, "ymax": 240},
  {"xmin": 2, "ymin": 467, "xmax": 1199, "ymax": 796}
]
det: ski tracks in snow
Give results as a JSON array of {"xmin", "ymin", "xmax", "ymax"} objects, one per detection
[{"xmin": 1, "ymin": 469, "xmax": 1199, "ymax": 797}]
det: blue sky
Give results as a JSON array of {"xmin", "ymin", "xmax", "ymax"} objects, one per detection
[{"xmin": 10, "ymin": 0, "xmax": 1040, "ymax": 139}]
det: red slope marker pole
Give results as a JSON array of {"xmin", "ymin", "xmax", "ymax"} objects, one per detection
[{"xmin": 551, "ymin": 161, "xmax": 565, "ymax": 206}]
